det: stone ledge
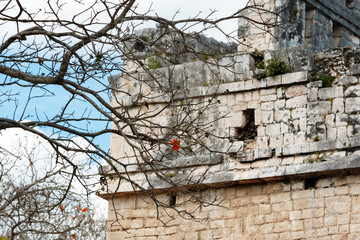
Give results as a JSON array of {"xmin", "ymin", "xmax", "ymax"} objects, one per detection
[
  {"xmin": 102, "ymin": 154, "xmax": 224, "ymax": 174},
  {"xmin": 112, "ymin": 71, "xmax": 309, "ymax": 107},
  {"xmin": 305, "ymin": 0, "xmax": 360, "ymax": 36},
  {"xmin": 275, "ymin": 136, "xmax": 360, "ymax": 157},
  {"xmin": 99, "ymin": 154, "xmax": 360, "ymax": 197}
]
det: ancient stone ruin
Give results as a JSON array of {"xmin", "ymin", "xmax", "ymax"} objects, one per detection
[{"xmin": 99, "ymin": 0, "xmax": 360, "ymax": 239}]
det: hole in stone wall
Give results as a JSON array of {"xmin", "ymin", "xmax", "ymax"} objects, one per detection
[
  {"xmin": 169, "ymin": 194, "xmax": 176, "ymax": 207},
  {"xmin": 133, "ymin": 41, "xmax": 146, "ymax": 51},
  {"xmin": 304, "ymin": 178, "xmax": 317, "ymax": 190},
  {"xmin": 234, "ymin": 109, "xmax": 257, "ymax": 141}
]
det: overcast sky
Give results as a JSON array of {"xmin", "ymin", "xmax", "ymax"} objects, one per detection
[
  {"xmin": 137, "ymin": 0, "xmax": 247, "ymax": 40},
  {"xmin": 1, "ymin": 0, "xmax": 247, "ymax": 41}
]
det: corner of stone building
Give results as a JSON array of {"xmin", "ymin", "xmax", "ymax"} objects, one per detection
[{"xmin": 100, "ymin": 1, "xmax": 360, "ymax": 239}]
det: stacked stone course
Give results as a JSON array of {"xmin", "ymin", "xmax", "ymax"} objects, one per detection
[
  {"xmin": 106, "ymin": 175, "xmax": 360, "ymax": 240},
  {"xmin": 100, "ymin": 1, "xmax": 360, "ymax": 239},
  {"xmin": 103, "ymin": 45, "xmax": 360, "ymax": 238}
]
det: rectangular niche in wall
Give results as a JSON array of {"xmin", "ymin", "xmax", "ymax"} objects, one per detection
[
  {"xmin": 234, "ymin": 109, "xmax": 257, "ymax": 151},
  {"xmin": 234, "ymin": 109, "xmax": 257, "ymax": 145}
]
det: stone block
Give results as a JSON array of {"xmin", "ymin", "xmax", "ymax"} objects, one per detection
[
  {"xmin": 350, "ymin": 136, "xmax": 360, "ymax": 148},
  {"xmin": 266, "ymin": 123, "xmax": 281, "ymax": 137},
  {"xmin": 248, "ymin": 100, "xmax": 260, "ymax": 109},
  {"xmin": 348, "ymin": 126, "xmax": 360, "ymax": 138},
  {"xmin": 290, "ymin": 210, "xmax": 302, "ymax": 220},
  {"xmin": 307, "ymin": 113, "xmax": 325, "ymax": 125},
  {"xmin": 327, "ymin": 127, "xmax": 337, "ymax": 140},
  {"xmin": 345, "ymin": 97, "xmax": 360, "ymax": 113},
  {"xmin": 227, "ymin": 141, "xmax": 244, "ymax": 154},
  {"xmin": 234, "ymin": 54, "xmax": 255, "ymax": 80},
  {"xmin": 275, "ymin": 99, "xmax": 286, "ymax": 110},
  {"xmin": 255, "ymin": 148, "xmax": 273, "ymax": 159},
  {"xmin": 316, "ymin": 188, "xmax": 335, "ymax": 198},
  {"xmin": 266, "ymin": 76, "xmax": 282, "ymax": 86},
  {"xmin": 286, "ymin": 95, "xmax": 307, "ymax": 109},
  {"xmin": 253, "ymin": 79, "xmax": 261, "ymax": 88},
  {"xmin": 336, "ymin": 137, "xmax": 348, "ymax": 149},
  {"xmin": 307, "ymin": 81, "xmax": 322, "ymax": 88},
  {"xmin": 257, "ymin": 137, "xmax": 269, "ymax": 149},
  {"xmin": 307, "ymin": 88, "xmax": 318, "ymax": 102},
  {"xmin": 261, "ymin": 88, "xmax": 277, "ymax": 96},
  {"xmin": 270, "ymin": 192, "xmax": 291, "ymax": 203},
  {"xmin": 337, "ymin": 214, "xmax": 350, "ymax": 225},
  {"xmin": 261, "ymin": 101, "xmax": 275, "ymax": 111},
  {"xmin": 277, "ymin": 87, "xmax": 285, "ymax": 99},
  {"xmin": 274, "ymin": 110, "xmax": 290, "ymax": 122},
  {"xmin": 318, "ymin": 140, "xmax": 336, "ymax": 151},
  {"xmin": 224, "ymin": 111, "xmax": 246, "ymax": 129},
  {"xmin": 284, "ymin": 133, "xmax": 295, "ymax": 146},
  {"xmin": 270, "ymin": 136, "xmax": 284, "ymax": 148},
  {"xmin": 336, "ymin": 113, "xmax": 349, "ymax": 126},
  {"xmin": 334, "ymin": 75, "xmax": 358, "ymax": 85},
  {"xmin": 286, "ymin": 85, "xmax": 307, "ymax": 98},
  {"xmin": 261, "ymin": 94, "xmax": 278, "ymax": 101},
  {"xmin": 295, "ymin": 131, "xmax": 306, "ymax": 144},
  {"xmin": 288, "ymin": 145, "xmax": 302, "ymax": 155},
  {"xmin": 332, "ymin": 98, "xmax": 344, "ymax": 113},
  {"xmin": 244, "ymin": 79, "xmax": 253, "ymax": 90},
  {"xmin": 291, "ymin": 108, "xmax": 306, "ymax": 119},
  {"xmin": 301, "ymin": 143, "xmax": 310, "ymax": 153},
  {"xmin": 219, "ymin": 56, "xmax": 235, "ymax": 82},
  {"xmin": 254, "ymin": 109, "xmax": 262, "ymax": 125},
  {"xmin": 131, "ymin": 219, "xmax": 144, "ymax": 229},
  {"xmin": 318, "ymin": 87, "xmax": 343, "ymax": 100},
  {"xmin": 260, "ymin": 78, "xmax": 267, "ymax": 88},
  {"xmin": 281, "ymin": 72, "xmax": 298, "ymax": 85},
  {"xmin": 345, "ymin": 86, "xmax": 360, "ymax": 97},
  {"xmin": 262, "ymin": 111, "xmax": 274, "ymax": 124},
  {"xmin": 307, "ymin": 101, "xmax": 331, "ymax": 115},
  {"xmin": 293, "ymin": 199, "xmax": 313, "ymax": 210},
  {"xmin": 325, "ymin": 196, "xmax": 352, "ymax": 214},
  {"xmin": 350, "ymin": 64, "xmax": 360, "ymax": 75},
  {"xmin": 244, "ymin": 91, "xmax": 252, "ymax": 101}
]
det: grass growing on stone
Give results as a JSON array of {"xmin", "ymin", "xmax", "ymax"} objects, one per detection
[
  {"xmin": 147, "ymin": 57, "xmax": 162, "ymax": 69},
  {"xmin": 318, "ymin": 75, "xmax": 336, "ymax": 87},
  {"xmin": 265, "ymin": 58, "xmax": 288, "ymax": 76}
]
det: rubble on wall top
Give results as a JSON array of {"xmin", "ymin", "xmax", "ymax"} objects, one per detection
[{"xmin": 123, "ymin": 24, "xmax": 237, "ymax": 64}]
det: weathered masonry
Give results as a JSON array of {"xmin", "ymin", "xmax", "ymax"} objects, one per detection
[
  {"xmin": 99, "ymin": 0, "xmax": 360, "ymax": 239},
  {"xmin": 239, "ymin": 0, "xmax": 360, "ymax": 51}
]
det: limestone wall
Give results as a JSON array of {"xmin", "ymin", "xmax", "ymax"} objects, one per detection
[
  {"xmin": 106, "ymin": 173, "xmax": 360, "ymax": 240},
  {"xmin": 101, "ymin": 46, "xmax": 360, "ymax": 238},
  {"xmin": 238, "ymin": 0, "xmax": 360, "ymax": 52},
  {"xmin": 103, "ymin": 47, "xmax": 360, "ymax": 194},
  {"xmin": 100, "ymin": 1, "xmax": 360, "ymax": 238}
]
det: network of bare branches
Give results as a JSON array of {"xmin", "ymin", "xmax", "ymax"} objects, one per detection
[
  {"xmin": 0, "ymin": 129, "xmax": 106, "ymax": 239},
  {"xmin": 0, "ymin": 0, "xmax": 286, "ymax": 236}
]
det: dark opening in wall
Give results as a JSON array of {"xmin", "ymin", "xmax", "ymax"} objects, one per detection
[
  {"xmin": 305, "ymin": 178, "xmax": 317, "ymax": 190},
  {"xmin": 234, "ymin": 109, "xmax": 257, "ymax": 141},
  {"xmin": 133, "ymin": 41, "xmax": 146, "ymax": 51},
  {"xmin": 169, "ymin": 194, "xmax": 176, "ymax": 207}
]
